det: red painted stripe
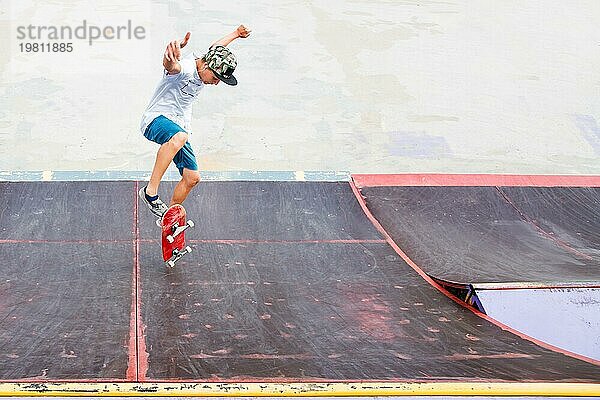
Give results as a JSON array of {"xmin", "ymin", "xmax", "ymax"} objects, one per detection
[
  {"xmin": 189, "ymin": 353, "xmax": 315, "ymax": 360},
  {"xmin": 0, "ymin": 239, "xmax": 385, "ymax": 245},
  {"xmin": 348, "ymin": 180, "xmax": 600, "ymax": 367},
  {"xmin": 135, "ymin": 182, "xmax": 149, "ymax": 381},
  {"xmin": 126, "ymin": 183, "xmax": 139, "ymax": 381},
  {"xmin": 0, "ymin": 239, "xmax": 130, "ymax": 244},
  {"xmin": 352, "ymin": 174, "xmax": 600, "ymax": 188},
  {"xmin": 185, "ymin": 239, "xmax": 386, "ymax": 244},
  {"xmin": 126, "ymin": 182, "xmax": 148, "ymax": 382},
  {"xmin": 0, "ymin": 379, "xmax": 131, "ymax": 383}
]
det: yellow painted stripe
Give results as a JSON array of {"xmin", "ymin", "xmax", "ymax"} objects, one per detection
[{"xmin": 0, "ymin": 382, "xmax": 598, "ymax": 397}]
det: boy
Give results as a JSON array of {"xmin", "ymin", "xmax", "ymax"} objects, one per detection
[{"xmin": 139, "ymin": 25, "xmax": 251, "ymax": 217}]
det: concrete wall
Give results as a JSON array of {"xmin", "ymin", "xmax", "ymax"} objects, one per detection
[{"xmin": 1, "ymin": 0, "xmax": 599, "ymax": 174}]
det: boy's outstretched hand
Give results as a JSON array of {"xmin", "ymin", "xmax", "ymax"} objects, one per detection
[
  {"xmin": 163, "ymin": 32, "xmax": 190, "ymax": 74},
  {"xmin": 236, "ymin": 25, "xmax": 252, "ymax": 38},
  {"xmin": 165, "ymin": 31, "xmax": 191, "ymax": 62}
]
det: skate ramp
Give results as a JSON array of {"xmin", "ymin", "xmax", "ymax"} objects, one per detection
[
  {"xmin": 0, "ymin": 179, "xmax": 599, "ymax": 396},
  {"xmin": 354, "ymin": 174, "xmax": 600, "ymax": 285},
  {"xmin": 354, "ymin": 173, "xmax": 600, "ymax": 363}
]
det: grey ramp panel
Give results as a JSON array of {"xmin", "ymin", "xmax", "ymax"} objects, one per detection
[
  {"xmin": 0, "ymin": 181, "xmax": 135, "ymax": 241},
  {"xmin": 138, "ymin": 181, "xmax": 599, "ymax": 381},
  {"xmin": 499, "ymin": 187, "xmax": 600, "ymax": 256},
  {"xmin": 360, "ymin": 186, "xmax": 600, "ymax": 284},
  {"xmin": 0, "ymin": 242, "xmax": 132, "ymax": 379},
  {"xmin": 138, "ymin": 182, "xmax": 382, "ymax": 241},
  {"xmin": 140, "ymin": 242, "xmax": 600, "ymax": 380}
]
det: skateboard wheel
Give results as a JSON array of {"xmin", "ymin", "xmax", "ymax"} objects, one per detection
[
  {"xmin": 185, "ymin": 246, "xmax": 192, "ymax": 253},
  {"xmin": 187, "ymin": 220, "xmax": 195, "ymax": 228},
  {"xmin": 167, "ymin": 235, "xmax": 174, "ymax": 244}
]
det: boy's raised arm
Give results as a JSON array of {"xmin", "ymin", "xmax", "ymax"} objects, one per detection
[{"xmin": 211, "ymin": 25, "xmax": 251, "ymax": 48}]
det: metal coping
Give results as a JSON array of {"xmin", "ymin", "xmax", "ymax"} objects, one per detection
[{"xmin": 473, "ymin": 282, "xmax": 600, "ymax": 290}]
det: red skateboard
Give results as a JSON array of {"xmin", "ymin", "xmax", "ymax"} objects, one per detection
[{"xmin": 161, "ymin": 204, "xmax": 194, "ymax": 267}]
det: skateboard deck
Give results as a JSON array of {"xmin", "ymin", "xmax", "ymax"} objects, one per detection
[{"xmin": 161, "ymin": 204, "xmax": 194, "ymax": 267}]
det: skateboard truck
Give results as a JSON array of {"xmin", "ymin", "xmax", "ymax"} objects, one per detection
[
  {"xmin": 166, "ymin": 220, "xmax": 195, "ymax": 243},
  {"xmin": 166, "ymin": 246, "xmax": 193, "ymax": 268}
]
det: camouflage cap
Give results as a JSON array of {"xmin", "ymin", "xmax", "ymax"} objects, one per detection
[{"xmin": 204, "ymin": 45, "xmax": 238, "ymax": 86}]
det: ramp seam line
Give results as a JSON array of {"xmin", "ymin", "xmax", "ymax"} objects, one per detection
[
  {"xmin": 134, "ymin": 181, "xmax": 149, "ymax": 381},
  {"xmin": 134, "ymin": 181, "xmax": 140, "ymax": 381},
  {"xmin": 126, "ymin": 182, "xmax": 140, "ymax": 381},
  {"xmin": 0, "ymin": 239, "xmax": 131, "ymax": 244}
]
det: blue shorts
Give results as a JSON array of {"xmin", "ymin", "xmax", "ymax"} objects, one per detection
[{"xmin": 143, "ymin": 115, "xmax": 198, "ymax": 176}]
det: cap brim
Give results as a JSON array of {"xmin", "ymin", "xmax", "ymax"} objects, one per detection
[{"xmin": 214, "ymin": 71, "xmax": 237, "ymax": 86}]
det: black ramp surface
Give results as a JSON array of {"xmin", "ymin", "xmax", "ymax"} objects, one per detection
[
  {"xmin": 360, "ymin": 186, "xmax": 600, "ymax": 284},
  {"xmin": 499, "ymin": 187, "xmax": 600, "ymax": 256},
  {"xmin": 138, "ymin": 182, "xmax": 381, "ymax": 240},
  {"xmin": 0, "ymin": 182, "xmax": 134, "ymax": 379},
  {"xmin": 139, "ymin": 182, "xmax": 600, "ymax": 381},
  {"xmin": 0, "ymin": 181, "xmax": 134, "ymax": 241}
]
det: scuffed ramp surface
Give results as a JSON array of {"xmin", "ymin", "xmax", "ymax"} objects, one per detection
[
  {"xmin": 139, "ymin": 182, "xmax": 600, "ymax": 381},
  {"xmin": 0, "ymin": 181, "xmax": 134, "ymax": 241},
  {"xmin": 140, "ymin": 242, "xmax": 600, "ymax": 381},
  {"xmin": 360, "ymin": 186, "xmax": 600, "ymax": 284},
  {"xmin": 138, "ymin": 182, "xmax": 382, "ymax": 241},
  {"xmin": 0, "ymin": 182, "xmax": 133, "ymax": 379},
  {"xmin": 499, "ymin": 187, "xmax": 599, "ymax": 256},
  {"xmin": 0, "ymin": 181, "xmax": 599, "ymax": 382}
]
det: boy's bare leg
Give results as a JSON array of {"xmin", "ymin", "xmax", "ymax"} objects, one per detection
[
  {"xmin": 145, "ymin": 132, "xmax": 188, "ymax": 196},
  {"xmin": 171, "ymin": 168, "xmax": 201, "ymax": 205}
]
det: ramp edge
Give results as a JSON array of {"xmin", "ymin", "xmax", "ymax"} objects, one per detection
[
  {"xmin": 0, "ymin": 381, "xmax": 599, "ymax": 397},
  {"xmin": 352, "ymin": 173, "xmax": 600, "ymax": 187}
]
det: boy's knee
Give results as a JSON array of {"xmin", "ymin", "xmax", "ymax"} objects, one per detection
[
  {"xmin": 184, "ymin": 171, "xmax": 201, "ymax": 187},
  {"xmin": 169, "ymin": 132, "xmax": 189, "ymax": 150}
]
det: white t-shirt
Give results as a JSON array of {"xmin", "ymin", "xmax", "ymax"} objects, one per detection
[{"xmin": 140, "ymin": 54, "xmax": 205, "ymax": 135}]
